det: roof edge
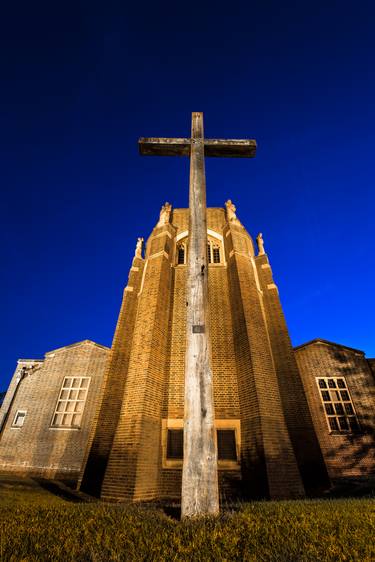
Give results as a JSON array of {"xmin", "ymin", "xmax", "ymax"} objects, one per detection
[
  {"xmin": 294, "ymin": 338, "xmax": 365, "ymax": 355},
  {"xmin": 44, "ymin": 340, "xmax": 110, "ymax": 356}
]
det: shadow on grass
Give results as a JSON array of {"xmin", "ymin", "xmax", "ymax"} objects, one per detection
[{"xmin": 31, "ymin": 478, "xmax": 95, "ymax": 503}]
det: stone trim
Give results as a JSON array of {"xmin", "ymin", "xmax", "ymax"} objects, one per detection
[{"xmin": 161, "ymin": 419, "xmax": 241, "ymax": 470}]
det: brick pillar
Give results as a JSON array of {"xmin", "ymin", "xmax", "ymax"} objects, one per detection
[
  {"xmin": 79, "ymin": 252, "xmax": 145, "ymax": 495},
  {"xmin": 225, "ymin": 220, "xmax": 305, "ymax": 499},
  {"xmin": 100, "ymin": 223, "xmax": 175, "ymax": 501},
  {"xmin": 255, "ymin": 252, "xmax": 330, "ymax": 493}
]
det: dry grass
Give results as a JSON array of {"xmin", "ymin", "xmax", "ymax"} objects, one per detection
[{"xmin": 0, "ymin": 477, "xmax": 374, "ymax": 561}]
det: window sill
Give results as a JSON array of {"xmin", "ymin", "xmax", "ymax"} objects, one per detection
[
  {"xmin": 328, "ymin": 430, "xmax": 362, "ymax": 436},
  {"xmin": 162, "ymin": 460, "xmax": 241, "ymax": 470},
  {"xmin": 49, "ymin": 426, "xmax": 81, "ymax": 431}
]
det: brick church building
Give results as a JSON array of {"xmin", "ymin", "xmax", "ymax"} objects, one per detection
[{"xmin": 0, "ymin": 201, "xmax": 374, "ymax": 501}]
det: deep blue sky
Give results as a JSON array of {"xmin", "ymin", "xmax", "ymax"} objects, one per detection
[{"xmin": 1, "ymin": 1, "xmax": 374, "ymax": 390}]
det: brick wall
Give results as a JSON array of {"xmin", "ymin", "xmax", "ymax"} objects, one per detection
[
  {"xmin": 295, "ymin": 340, "xmax": 375, "ymax": 480},
  {"xmin": 225, "ymin": 220, "xmax": 305, "ymax": 499},
  {"xmin": 255, "ymin": 254, "xmax": 330, "ymax": 493},
  {"xmin": 0, "ymin": 341, "xmax": 109, "ymax": 483}
]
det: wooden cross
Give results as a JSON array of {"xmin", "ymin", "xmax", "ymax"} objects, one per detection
[{"xmin": 139, "ymin": 112, "xmax": 256, "ymax": 518}]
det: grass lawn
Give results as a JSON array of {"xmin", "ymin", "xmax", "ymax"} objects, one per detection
[{"xmin": 0, "ymin": 476, "xmax": 374, "ymax": 561}]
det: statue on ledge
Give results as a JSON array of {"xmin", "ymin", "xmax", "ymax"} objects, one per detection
[
  {"xmin": 256, "ymin": 232, "xmax": 265, "ymax": 255},
  {"xmin": 225, "ymin": 199, "xmax": 237, "ymax": 222},
  {"xmin": 157, "ymin": 202, "xmax": 172, "ymax": 227},
  {"xmin": 135, "ymin": 237, "xmax": 144, "ymax": 258}
]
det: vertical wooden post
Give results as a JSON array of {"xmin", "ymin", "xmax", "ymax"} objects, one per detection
[{"xmin": 181, "ymin": 112, "xmax": 219, "ymax": 518}]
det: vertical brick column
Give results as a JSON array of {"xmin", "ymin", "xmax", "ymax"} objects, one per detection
[
  {"xmin": 225, "ymin": 221, "xmax": 305, "ymax": 499},
  {"xmin": 100, "ymin": 223, "xmax": 175, "ymax": 501},
  {"xmin": 255, "ymin": 253, "xmax": 330, "ymax": 493},
  {"xmin": 79, "ymin": 253, "xmax": 145, "ymax": 495}
]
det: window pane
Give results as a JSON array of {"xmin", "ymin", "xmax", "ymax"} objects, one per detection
[
  {"xmin": 80, "ymin": 378, "xmax": 89, "ymax": 389},
  {"xmin": 207, "ymin": 244, "xmax": 212, "ymax": 264},
  {"xmin": 74, "ymin": 401, "xmax": 84, "ymax": 413},
  {"xmin": 53, "ymin": 414, "xmax": 63, "ymax": 426},
  {"xmin": 78, "ymin": 390, "xmax": 86, "ymax": 400},
  {"xmin": 60, "ymin": 390, "xmax": 69, "ymax": 400},
  {"xmin": 63, "ymin": 378, "xmax": 73, "ymax": 389},
  {"xmin": 62, "ymin": 414, "xmax": 72, "ymax": 426},
  {"xmin": 344, "ymin": 403, "xmax": 354, "ymax": 415},
  {"xmin": 325, "ymin": 403, "xmax": 335, "ymax": 415},
  {"xmin": 318, "ymin": 379, "xmax": 327, "ymax": 388},
  {"xmin": 337, "ymin": 379, "xmax": 346, "ymax": 388},
  {"xmin": 333, "ymin": 390, "xmax": 341, "ymax": 401},
  {"xmin": 72, "ymin": 414, "xmax": 81, "ymax": 426},
  {"xmin": 56, "ymin": 401, "xmax": 65, "ymax": 413},
  {"xmin": 338, "ymin": 417, "xmax": 349, "ymax": 431},
  {"xmin": 217, "ymin": 430, "xmax": 237, "ymax": 461},
  {"xmin": 167, "ymin": 429, "xmax": 183, "ymax": 459},
  {"xmin": 213, "ymin": 247, "xmax": 221, "ymax": 263},
  {"xmin": 177, "ymin": 246, "xmax": 185, "ymax": 265},
  {"xmin": 321, "ymin": 391, "xmax": 330, "ymax": 401},
  {"xmin": 66, "ymin": 401, "xmax": 75, "ymax": 413},
  {"xmin": 72, "ymin": 378, "xmax": 80, "ymax": 388},
  {"xmin": 328, "ymin": 379, "xmax": 336, "ymax": 388},
  {"xmin": 329, "ymin": 418, "xmax": 339, "ymax": 431},
  {"xmin": 69, "ymin": 390, "xmax": 78, "ymax": 400},
  {"xmin": 14, "ymin": 412, "xmax": 26, "ymax": 427},
  {"xmin": 349, "ymin": 417, "xmax": 360, "ymax": 432},
  {"xmin": 334, "ymin": 403, "xmax": 344, "ymax": 415},
  {"xmin": 340, "ymin": 391, "xmax": 350, "ymax": 401}
]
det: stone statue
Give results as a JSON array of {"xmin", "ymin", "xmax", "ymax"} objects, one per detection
[
  {"xmin": 256, "ymin": 232, "xmax": 265, "ymax": 255},
  {"xmin": 157, "ymin": 202, "xmax": 172, "ymax": 226},
  {"xmin": 225, "ymin": 199, "xmax": 238, "ymax": 222},
  {"xmin": 135, "ymin": 237, "xmax": 144, "ymax": 258}
]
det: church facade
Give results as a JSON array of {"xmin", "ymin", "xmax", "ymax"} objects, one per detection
[{"xmin": 1, "ymin": 202, "xmax": 374, "ymax": 501}]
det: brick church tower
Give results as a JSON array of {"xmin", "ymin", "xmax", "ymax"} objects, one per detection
[{"xmin": 80, "ymin": 201, "xmax": 329, "ymax": 502}]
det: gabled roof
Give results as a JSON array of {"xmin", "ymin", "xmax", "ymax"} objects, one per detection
[
  {"xmin": 294, "ymin": 338, "xmax": 365, "ymax": 355},
  {"xmin": 44, "ymin": 340, "xmax": 110, "ymax": 356},
  {"xmin": 17, "ymin": 340, "xmax": 110, "ymax": 363}
]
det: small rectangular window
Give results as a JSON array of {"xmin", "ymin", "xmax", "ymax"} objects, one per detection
[
  {"xmin": 12, "ymin": 410, "xmax": 26, "ymax": 428},
  {"xmin": 217, "ymin": 430, "xmax": 237, "ymax": 461},
  {"xmin": 166, "ymin": 429, "xmax": 183, "ymax": 459}
]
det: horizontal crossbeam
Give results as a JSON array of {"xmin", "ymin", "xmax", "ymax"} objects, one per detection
[{"xmin": 138, "ymin": 137, "xmax": 257, "ymax": 158}]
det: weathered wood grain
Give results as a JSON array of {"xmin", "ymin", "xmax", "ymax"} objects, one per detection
[
  {"xmin": 138, "ymin": 112, "xmax": 257, "ymax": 518},
  {"xmin": 139, "ymin": 137, "xmax": 257, "ymax": 158},
  {"xmin": 181, "ymin": 112, "xmax": 219, "ymax": 518}
]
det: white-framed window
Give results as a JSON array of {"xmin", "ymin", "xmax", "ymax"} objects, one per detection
[
  {"xmin": 51, "ymin": 377, "xmax": 90, "ymax": 428},
  {"xmin": 176, "ymin": 241, "xmax": 187, "ymax": 265},
  {"xmin": 207, "ymin": 239, "xmax": 222, "ymax": 264},
  {"xmin": 12, "ymin": 410, "xmax": 26, "ymax": 428},
  {"xmin": 175, "ymin": 230, "xmax": 224, "ymax": 266},
  {"xmin": 316, "ymin": 377, "xmax": 360, "ymax": 433}
]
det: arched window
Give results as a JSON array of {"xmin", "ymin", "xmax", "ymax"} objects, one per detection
[
  {"xmin": 207, "ymin": 239, "xmax": 221, "ymax": 264},
  {"xmin": 176, "ymin": 233, "xmax": 223, "ymax": 266},
  {"xmin": 177, "ymin": 242, "xmax": 186, "ymax": 265}
]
